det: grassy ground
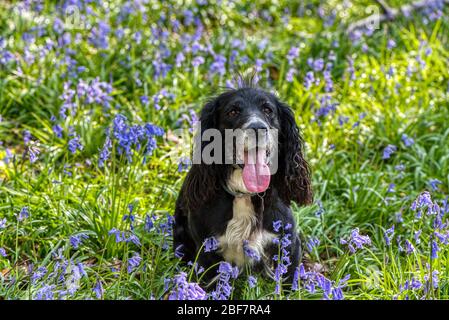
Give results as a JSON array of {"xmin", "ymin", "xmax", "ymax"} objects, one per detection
[{"xmin": 0, "ymin": 0, "xmax": 448, "ymax": 300}]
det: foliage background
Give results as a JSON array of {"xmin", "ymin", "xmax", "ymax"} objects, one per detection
[{"xmin": 0, "ymin": 0, "xmax": 448, "ymax": 300}]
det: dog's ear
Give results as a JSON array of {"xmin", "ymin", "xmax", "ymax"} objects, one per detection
[
  {"xmin": 183, "ymin": 98, "xmax": 223, "ymax": 212},
  {"xmin": 274, "ymin": 100, "xmax": 312, "ymax": 206}
]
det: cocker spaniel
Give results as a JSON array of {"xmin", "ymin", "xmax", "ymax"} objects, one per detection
[{"xmin": 173, "ymin": 80, "xmax": 312, "ymax": 284}]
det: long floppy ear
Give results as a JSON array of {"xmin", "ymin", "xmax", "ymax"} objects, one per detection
[
  {"xmin": 274, "ymin": 100, "xmax": 312, "ymax": 206},
  {"xmin": 182, "ymin": 99, "xmax": 224, "ymax": 212}
]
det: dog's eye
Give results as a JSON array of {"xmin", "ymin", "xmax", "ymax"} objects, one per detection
[
  {"xmin": 262, "ymin": 103, "xmax": 273, "ymax": 115},
  {"xmin": 228, "ymin": 108, "xmax": 240, "ymax": 117}
]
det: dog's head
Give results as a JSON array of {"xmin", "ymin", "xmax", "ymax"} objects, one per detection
[{"xmin": 183, "ymin": 83, "xmax": 312, "ymax": 210}]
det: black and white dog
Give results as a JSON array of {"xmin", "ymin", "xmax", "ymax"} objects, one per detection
[{"xmin": 173, "ymin": 81, "xmax": 312, "ymax": 283}]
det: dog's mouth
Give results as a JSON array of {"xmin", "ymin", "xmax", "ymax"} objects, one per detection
[{"xmin": 239, "ymin": 148, "xmax": 271, "ymax": 193}]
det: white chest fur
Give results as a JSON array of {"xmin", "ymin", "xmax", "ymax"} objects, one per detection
[{"xmin": 218, "ymin": 195, "xmax": 275, "ymax": 267}]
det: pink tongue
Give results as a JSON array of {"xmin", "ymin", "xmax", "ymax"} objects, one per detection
[{"xmin": 242, "ymin": 149, "xmax": 271, "ymax": 193}]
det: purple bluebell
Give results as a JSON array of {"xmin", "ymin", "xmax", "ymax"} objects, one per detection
[
  {"xmin": 304, "ymin": 71, "xmax": 315, "ymax": 89},
  {"xmin": 68, "ymin": 135, "xmax": 83, "ymax": 154},
  {"xmin": 140, "ymin": 95, "xmax": 149, "ymax": 106},
  {"xmin": 401, "ymin": 134, "xmax": 414, "ymax": 147},
  {"xmin": 93, "ymin": 280, "xmax": 104, "ymax": 299},
  {"xmin": 52, "ymin": 124, "xmax": 63, "ymax": 138},
  {"xmin": 211, "ymin": 262, "xmax": 239, "ymax": 300},
  {"xmin": 108, "ymin": 228, "xmax": 125, "ymax": 243},
  {"xmin": 168, "ymin": 272, "xmax": 207, "ymax": 300},
  {"xmin": 18, "ymin": 206, "xmax": 30, "ymax": 221},
  {"xmin": 203, "ymin": 237, "xmax": 218, "ymax": 252},
  {"xmin": 89, "ymin": 21, "xmax": 110, "ymax": 49},
  {"xmin": 411, "ymin": 191, "xmax": 434, "ymax": 216},
  {"xmin": 98, "ymin": 136, "xmax": 112, "ymax": 167},
  {"xmin": 308, "ymin": 58, "xmax": 324, "ymax": 72},
  {"xmin": 429, "ymin": 179, "xmax": 442, "ymax": 191},
  {"xmin": 31, "ymin": 266, "xmax": 48, "ymax": 284},
  {"xmin": 0, "ymin": 247, "xmax": 6, "ymax": 257},
  {"xmin": 387, "ymin": 39, "xmax": 396, "ymax": 49},
  {"xmin": 34, "ymin": 285, "xmax": 55, "ymax": 300},
  {"xmin": 340, "ymin": 228, "xmax": 371, "ymax": 253},
  {"xmin": 383, "ymin": 225, "xmax": 395, "ymax": 246},
  {"xmin": 404, "ymin": 240, "xmax": 415, "ymax": 254},
  {"xmin": 248, "ymin": 275, "xmax": 257, "ymax": 289},
  {"xmin": 273, "ymin": 220, "xmax": 282, "ymax": 232},
  {"xmin": 243, "ymin": 240, "xmax": 261, "ymax": 261},
  {"xmin": 286, "ymin": 68, "xmax": 296, "ymax": 82},
  {"xmin": 382, "ymin": 144, "xmax": 397, "ymax": 160},
  {"xmin": 144, "ymin": 214, "xmax": 155, "ymax": 233},
  {"xmin": 306, "ymin": 237, "xmax": 320, "ymax": 253},
  {"xmin": 287, "ymin": 47, "xmax": 300, "ymax": 64},
  {"xmin": 69, "ymin": 233, "xmax": 88, "ymax": 249},
  {"xmin": 209, "ymin": 54, "xmax": 226, "ymax": 76},
  {"xmin": 127, "ymin": 252, "xmax": 142, "ymax": 273},
  {"xmin": 431, "ymin": 240, "xmax": 439, "ymax": 259},
  {"xmin": 175, "ymin": 244, "xmax": 184, "ymax": 259}
]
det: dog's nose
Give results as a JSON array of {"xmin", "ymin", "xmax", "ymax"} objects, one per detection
[{"xmin": 246, "ymin": 122, "xmax": 268, "ymax": 131}]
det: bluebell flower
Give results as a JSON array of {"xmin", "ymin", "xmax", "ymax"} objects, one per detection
[
  {"xmin": 52, "ymin": 124, "xmax": 63, "ymax": 138},
  {"xmin": 306, "ymin": 237, "xmax": 320, "ymax": 252},
  {"xmin": 431, "ymin": 240, "xmax": 439, "ymax": 259},
  {"xmin": 174, "ymin": 244, "xmax": 184, "ymax": 259},
  {"xmin": 110, "ymin": 114, "xmax": 163, "ymax": 162},
  {"xmin": 211, "ymin": 262, "xmax": 239, "ymax": 300},
  {"xmin": 0, "ymin": 247, "xmax": 6, "ymax": 257},
  {"xmin": 168, "ymin": 272, "xmax": 206, "ymax": 300},
  {"xmin": 203, "ymin": 237, "xmax": 218, "ymax": 253},
  {"xmin": 273, "ymin": 220, "xmax": 282, "ymax": 232},
  {"xmin": 98, "ymin": 136, "xmax": 112, "ymax": 167},
  {"xmin": 31, "ymin": 266, "xmax": 48, "ymax": 284},
  {"xmin": 307, "ymin": 58, "xmax": 324, "ymax": 72},
  {"xmin": 93, "ymin": 280, "xmax": 104, "ymax": 299},
  {"xmin": 387, "ymin": 39, "xmax": 396, "ymax": 49},
  {"xmin": 404, "ymin": 240, "xmax": 415, "ymax": 254},
  {"xmin": 0, "ymin": 218, "xmax": 6, "ymax": 229},
  {"xmin": 429, "ymin": 179, "xmax": 442, "ymax": 191},
  {"xmin": 411, "ymin": 191, "xmax": 434, "ymax": 216},
  {"xmin": 23, "ymin": 130, "xmax": 32, "ymax": 145},
  {"xmin": 34, "ymin": 285, "xmax": 55, "ymax": 300},
  {"xmin": 304, "ymin": 71, "xmax": 314, "ymax": 89},
  {"xmin": 68, "ymin": 135, "xmax": 83, "ymax": 154},
  {"xmin": 384, "ymin": 225, "xmax": 395, "ymax": 246},
  {"xmin": 209, "ymin": 54, "xmax": 226, "ymax": 76},
  {"xmin": 69, "ymin": 233, "xmax": 88, "ymax": 249},
  {"xmin": 144, "ymin": 214, "xmax": 155, "ymax": 233},
  {"xmin": 387, "ymin": 183, "xmax": 396, "ymax": 193},
  {"xmin": 28, "ymin": 145, "xmax": 40, "ymax": 163},
  {"xmin": 243, "ymin": 240, "xmax": 260, "ymax": 261},
  {"xmin": 89, "ymin": 21, "xmax": 110, "ymax": 49},
  {"xmin": 382, "ymin": 144, "xmax": 397, "ymax": 160},
  {"xmin": 18, "ymin": 206, "xmax": 30, "ymax": 221},
  {"xmin": 401, "ymin": 134, "xmax": 414, "ymax": 147},
  {"xmin": 248, "ymin": 275, "xmax": 257, "ymax": 289},
  {"xmin": 340, "ymin": 228, "xmax": 371, "ymax": 253},
  {"xmin": 108, "ymin": 228, "xmax": 125, "ymax": 243},
  {"xmin": 178, "ymin": 157, "xmax": 192, "ymax": 172},
  {"xmin": 287, "ymin": 47, "xmax": 299, "ymax": 64},
  {"xmin": 127, "ymin": 252, "xmax": 142, "ymax": 273},
  {"xmin": 286, "ymin": 67, "xmax": 296, "ymax": 82},
  {"xmin": 140, "ymin": 95, "xmax": 149, "ymax": 105}
]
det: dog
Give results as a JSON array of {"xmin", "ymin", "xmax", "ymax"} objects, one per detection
[{"xmin": 173, "ymin": 79, "xmax": 312, "ymax": 284}]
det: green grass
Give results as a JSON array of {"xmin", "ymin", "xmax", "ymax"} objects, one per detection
[{"xmin": 0, "ymin": 0, "xmax": 448, "ymax": 300}]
